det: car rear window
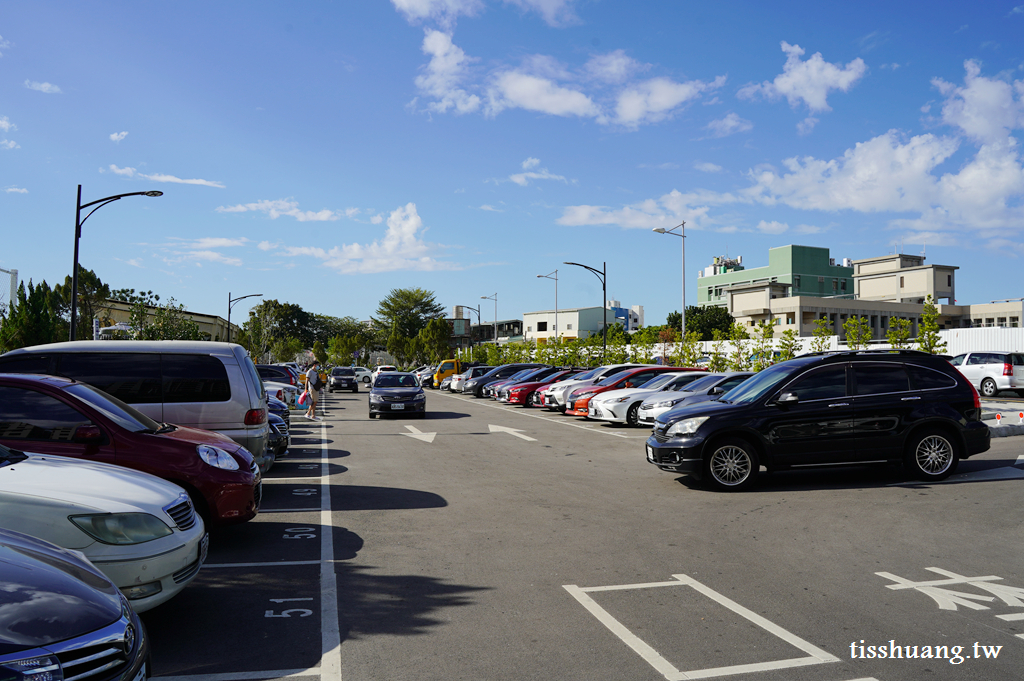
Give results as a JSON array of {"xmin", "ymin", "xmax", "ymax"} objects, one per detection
[
  {"xmin": 0, "ymin": 354, "xmax": 53, "ymax": 374},
  {"xmin": 1013, "ymin": 354, "xmax": 1024, "ymax": 366},
  {"xmin": 853, "ymin": 364, "xmax": 910, "ymax": 395},
  {"xmin": 332, "ymin": 368, "xmax": 355, "ymax": 376},
  {"xmin": 162, "ymin": 355, "xmax": 231, "ymax": 403},
  {"xmin": 907, "ymin": 364, "xmax": 958, "ymax": 390}
]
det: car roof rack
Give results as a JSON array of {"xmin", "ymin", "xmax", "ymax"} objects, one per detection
[{"xmin": 800, "ymin": 349, "xmax": 933, "ymax": 358}]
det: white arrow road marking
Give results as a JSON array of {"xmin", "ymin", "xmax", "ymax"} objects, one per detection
[
  {"xmin": 489, "ymin": 424, "xmax": 536, "ymax": 441},
  {"xmin": 402, "ymin": 425, "xmax": 436, "ymax": 443}
]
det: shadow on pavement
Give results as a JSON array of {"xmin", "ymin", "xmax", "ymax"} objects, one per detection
[{"xmin": 331, "ymin": 484, "xmax": 448, "ymax": 510}]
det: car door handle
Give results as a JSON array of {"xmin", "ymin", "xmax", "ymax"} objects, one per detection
[
  {"xmin": 828, "ymin": 402, "xmax": 849, "ymax": 408},
  {"xmin": 901, "ymin": 396, "xmax": 921, "ymax": 401}
]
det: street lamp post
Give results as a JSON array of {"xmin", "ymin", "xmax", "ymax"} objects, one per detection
[
  {"xmin": 653, "ymin": 221, "xmax": 686, "ymax": 340},
  {"xmin": 563, "ymin": 261, "xmax": 607, "ymax": 360},
  {"xmin": 536, "ymin": 270, "xmax": 558, "ymax": 342},
  {"xmin": 227, "ymin": 292, "xmax": 263, "ymax": 344},
  {"xmin": 70, "ymin": 185, "xmax": 163, "ymax": 340},
  {"xmin": 481, "ymin": 294, "xmax": 497, "ymax": 345},
  {"xmin": 458, "ymin": 304, "xmax": 482, "ymax": 351}
]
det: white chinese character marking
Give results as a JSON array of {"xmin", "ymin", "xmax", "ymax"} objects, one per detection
[{"xmin": 876, "ymin": 567, "xmax": 1024, "ymax": 611}]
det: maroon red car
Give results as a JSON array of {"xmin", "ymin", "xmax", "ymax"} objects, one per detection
[
  {"xmin": 564, "ymin": 366, "xmax": 698, "ymax": 417},
  {"xmin": 0, "ymin": 373, "xmax": 260, "ymax": 526},
  {"xmin": 506, "ymin": 369, "xmax": 583, "ymax": 406}
]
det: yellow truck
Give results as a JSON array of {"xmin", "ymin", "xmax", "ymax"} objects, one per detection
[{"xmin": 432, "ymin": 358, "xmax": 464, "ymax": 389}]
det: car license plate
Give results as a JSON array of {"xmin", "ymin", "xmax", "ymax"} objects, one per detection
[
  {"xmin": 646, "ymin": 445, "xmax": 655, "ymax": 462},
  {"xmin": 393, "ymin": 403, "xmax": 405, "ymax": 410},
  {"xmin": 131, "ymin": 662, "xmax": 147, "ymax": 681}
]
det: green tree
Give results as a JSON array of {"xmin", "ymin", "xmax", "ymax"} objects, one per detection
[
  {"xmin": 666, "ymin": 310, "xmax": 682, "ymax": 330},
  {"xmin": 631, "ymin": 328, "xmax": 656, "ymax": 364},
  {"xmin": 810, "ymin": 316, "xmax": 833, "ymax": 353},
  {"xmin": 386, "ymin": 329, "xmax": 408, "ymax": 366},
  {"xmin": 658, "ymin": 327, "xmax": 677, "ymax": 365},
  {"xmin": 750, "ymin": 321, "xmax": 776, "ymax": 371},
  {"xmin": 674, "ymin": 331, "xmax": 704, "ymax": 368},
  {"xmin": 887, "ymin": 318, "xmax": 913, "ymax": 349},
  {"xmin": 684, "ymin": 305, "xmax": 735, "ymax": 341},
  {"xmin": 312, "ymin": 340, "xmax": 327, "ymax": 365},
  {"xmin": 727, "ymin": 323, "xmax": 751, "ymax": 371},
  {"xmin": 53, "ymin": 266, "xmax": 111, "ymax": 340},
  {"xmin": 328, "ymin": 334, "xmax": 361, "ymax": 365},
  {"xmin": 128, "ymin": 298, "xmax": 204, "ymax": 340},
  {"xmin": 708, "ymin": 328, "xmax": 729, "ymax": 372},
  {"xmin": 842, "ymin": 316, "xmax": 872, "ymax": 350},
  {"xmin": 373, "ymin": 288, "xmax": 445, "ymax": 340},
  {"xmin": 271, "ymin": 336, "xmax": 304, "ymax": 363},
  {"xmin": 485, "ymin": 342, "xmax": 504, "ymax": 366},
  {"xmin": 110, "ymin": 288, "xmax": 160, "ymax": 306},
  {"xmin": 777, "ymin": 328, "xmax": 802, "ymax": 362},
  {"xmin": 918, "ymin": 295, "xmax": 947, "ymax": 355},
  {"xmin": 419, "ymin": 318, "xmax": 453, "ymax": 363},
  {"xmin": 0, "ymin": 280, "xmax": 64, "ymax": 351}
]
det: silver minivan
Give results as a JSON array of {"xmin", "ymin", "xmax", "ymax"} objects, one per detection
[
  {"xmin": 950, "ymin": 351, "xmax": 1024, "ymax": 398},
  {"xmin": 0, "ymin": 341, "xmax": 272, "ymax": 471}
]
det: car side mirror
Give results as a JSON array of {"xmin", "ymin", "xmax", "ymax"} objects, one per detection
[
  {"xmin": 73, "ymin": 425, "xmax": 104, "ymax": 444},
  {"xmin": 776, "ymin": 392, "xmax": 799, "ymax": 405},
  {"xmin": 709, "ymin": 387, "xmax": 725, "ymax": 396}
]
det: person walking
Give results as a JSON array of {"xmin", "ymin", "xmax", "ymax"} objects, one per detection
[{"xmin": 304, "ymin": 361, "xmax": 322, "ymax": 420}]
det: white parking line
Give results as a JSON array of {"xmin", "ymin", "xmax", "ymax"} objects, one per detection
[
  {"xmin": 318, "ymin": 418, "xmax": 343, "ymax": 681},
  {"xmin": 203, "ymin": 560, "xmax": 324, "ymax": 568},
  {"xmin": 155, "ymin": 669, "xmax": 320, "ymax": 681},
  {"xmin": 258, "ymin": 508, "xmax": 321, "ymax": 514},
  {"xmin": 564, "ymin": 574, "xmax": 838, "ymax": 680}
]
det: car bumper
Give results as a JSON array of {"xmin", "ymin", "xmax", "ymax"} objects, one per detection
[
  {"xmin": 962, "ymin": 421, "xmax": 991, "ymax": 457},
  {"xmin": 206, "ymin": 474, "xmax": 261, "ymax": 526},
  {"xmin": 329, "ymin": 379, "xmax": 358, "ymax": 391},
  {"xmin": 645, "ymin": 434, "xmax": 706, "ymax": 476},
  {"xmin": 638, "ymin": 405, "xmax": 672, "ymax": 427},
  {"xmin": 88, "ymin": 527, "xmax": 208, "ymax": 612},
  {"xmin": 590, "ymin": 402, "xmax": 627, "ymax": 422},
  {"xmin": 370, "ymin": 401, "xmax": 426, "ymax": 414}
]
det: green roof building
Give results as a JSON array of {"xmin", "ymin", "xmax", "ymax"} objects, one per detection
[{"xmin": 697, "ymin": 245, "xmax": 854, "ymax": 308}]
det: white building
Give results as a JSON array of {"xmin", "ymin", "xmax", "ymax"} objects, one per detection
[{"xmin": 523, "ymin": 301, "xmax": 644, "ymax": 344}]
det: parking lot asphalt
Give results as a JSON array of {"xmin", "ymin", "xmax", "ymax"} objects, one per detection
[{"xmin": 145, "ymin": 389, "xmax": 1024, "ymax": 681}]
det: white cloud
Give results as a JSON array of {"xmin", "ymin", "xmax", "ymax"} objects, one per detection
[
  {"xmin": 638, "ymin": 162, "xmax": 680, "ymax": 170},
  {"xmin": 487, "ymin": 70, "xmax": 599, "ymax": 118},
  {"xmin": 1011, "ymin": 5, "xmax": 1024, "ymax": 15},
  {"xmin": 110, "ymin": 131, "xmax": 128, "ymax": 143},
  {"xmin": 370, "ymin": 214, "xmax": 384, "ymax": 224},
  {"xmin": 558, "ymin": 188, "xmax": 737, "ymax": 230},
  {"xmin": 5, "ymin": 187, "xmax": 28, "ymax": 193},
  {"xmin": 126, "ymin": 258, "xmax": 143, "ymax": 267},
  {"xmin": 694, "ymin": 162, "xmax": 723, "ymax": 173},
  {"xmin": 616, "ymin": 76, "xmax": 725, "ymax": 127},
  {"xmin": 479, "ymin": 204, "xmax": 503, "ymax": 211},
  {"xmin": 344, "ymin": 207, "xmax": 360, "ymax": 218},
  {"xmin": 797, "ymin": 116, "xmax": 819, "ymax": 135},
  {"xmin": 186, "ymin": 251, "xmax": 243, "ymax": 266},
  {"xmin": 188, "ymin": 237, "xmax": 249, "ymax": 249},
  {"xmin": 414, "ymin": 30, "xmax": 481, "ymax": 114},
  {"xmin": 282, "ymin": 203, "xmax": 456, "ymax": 274},
  {"xmin": 0, "ymin": 140, "xmax": 18, "ymax": 150},
  {"xmin": 932, "ymin": 60, "xmax": 1024, "ymax": 145},
  {"xmin": 756, "ymin": 220, "xmax": 789, "ymax": 234},
  {"xmin": 502, "ymin": 0, "xmax": 578, "ymax": 26},
  {"xmin": 106, "ymin": 164, "xmax": 224, "ymax": 187},
  {"xmin": 0, "ymin": 35, "xmax": 11, "ymax": 56},
  {"xmin": 216, "ymin": 198, "xmax": 340, "ymax": 222},
  {"xmin": 24, "ymin": 80, "xmax": 61, "ymax": 94},
  {"xmin": 704, "ymin": 112, "xmax": 753, "ymax": 138},
  {"xmin": 737, "ymin": 41, "xmax": 866, "ymax": 113},
  {"xmin": 583, "ymin": 50, "xmax": 644, "ymax": 83},
  {"xmin": 257, "ymin": 241, "xmax": 279, "ymax": 251},
  {"xmin": 508, "ymin": 157, "xmax": 567, "ymax": 185},
  {"xmin": 391, "ymin": 0, "xmax": 482, "ymax": 29},
  {"xmin": 0, "ymin": 117, "xmax": 15, "ymax": 133}
]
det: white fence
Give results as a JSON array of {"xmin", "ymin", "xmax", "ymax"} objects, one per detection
[{"xmin": 0, "ymin": 267, "xmax": 16, "ymax": 315}]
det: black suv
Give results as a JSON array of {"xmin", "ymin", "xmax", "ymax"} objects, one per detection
[{"xmin": 646, "ymin": 350, "xmax": 990, "ymax": 491}]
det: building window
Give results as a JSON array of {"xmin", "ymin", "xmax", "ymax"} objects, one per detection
[
  {"xmin": 840, "ymin": 279, "xmax": 847, "ymax": 292},
  {"xmin": 527, "ymin": 326, "xmax": 532, "ymax": 333},
  {"xmin": 537, "ymin": 321, "xmax": 547, "ymax": 332},
  {"xmin": 786, "ymin": 313, "xmax": 795, "ymax": 325},
  {"xmin": 793, "ymin": 275, "xmax": 801, "ymax": 289},
  {"xmin": 832, "ymin": 279, "xmax": 838, "ymax": 291},
  {"xmin": 566, "ymin": 323, "xmax": 573, "ymax": 330},
  {"xmin": 1011, "ymin": 317, "xmax": 1019, "ymax": 327},
  {"xmin": 947, "ymin": 274, "xmax": 952, "ymax": 287},
  {"xmin": 998, "ymin": 317, "xmax": 1007, "ymax": 327},
  {"xmin": 774, "ymin": 318, "xmax": 781, "ymax": 325},
  {"xmin": 900, "ymin": 276, "xmax": 905, "ymax": 288}
]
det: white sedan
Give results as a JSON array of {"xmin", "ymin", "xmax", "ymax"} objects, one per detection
[
  {"xmin": 588, "ymin": 372, "xmax": 707, "ymax": 427},
  {"xmin": 353, "ymin": 366, "xmax": 372, "ymax": 384},
  {"xmin": 0, "ymin": 444, "xmax": 207, "ymax": 612}
]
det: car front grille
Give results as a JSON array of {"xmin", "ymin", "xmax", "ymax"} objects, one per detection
[
  {"xmin": 51, "ymin": 617, "xmax": 134, "ymax": 681},
  {"xmin": 383, "ymin": 395, "xmax": 408, "ymax": 402},
  {"xmin": 173, "ymin": 558, "xmax": 202, "ymax": 584},
  {"xmin": 164, "ymin": 496, "xmax": 197, "ymax": 531},
  {"xmin": 251, "ymin": 461, "xmax": 262, "ymax": 509}
]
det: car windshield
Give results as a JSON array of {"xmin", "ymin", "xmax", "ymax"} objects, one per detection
[
  {"xmin": 679, "ymin": 374, "xmax": 724, "ymax": 393},
  {"xmin": 65, "ymin": 383, "xmax": 162, "ymax": 433},
  {"xmin": 375, "ymin": 374, "xmax": 419, "ymax": 388},
  {"xmin": 637, "ymin": 373, "xmax": 676, "ymax": 390},
  {"xmin": 516, "ymin": 368, "xmax": 547, "ymax": 381},
  {"xmin": 597, "ymin": 371, "xmax": 642, "ymax": 387},
  {"xmin": 569, "ymin": 368, "xmax": 599, "ymax": 382},
  {"xmin": 719, "ymin": 361, "xmax": 809, "ymax": 404},
  {"xmin": 332, "ymin": 368, "xmax": 354, "ymax": 376}
]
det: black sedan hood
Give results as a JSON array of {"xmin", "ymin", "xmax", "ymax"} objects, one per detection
[
  {"xmin": 371, "ymin": 387, "xmax": 422, "ymax": 396},
  {"xmin": 0, "ymin": 529, "xmax": 122, "ymax": 655},
  {"xmin": 657, "ymin": 397, "xmax": 743, "ymax": 426}
]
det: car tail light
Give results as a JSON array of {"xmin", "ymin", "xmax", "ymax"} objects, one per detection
[
  {"xmin": 969, "ymin": 382, "xmax": 980, "ymax": 410},
  {"xmin": 1003, "ymin": 363, "xmax": 1013, "ymax": 377},
  {"xmin": 245, "ymin": 408, "xmax": 267, "ymax": 426}
]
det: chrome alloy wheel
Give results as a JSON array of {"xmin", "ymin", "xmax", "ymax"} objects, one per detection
[
  {"xmin": 709, "ymin": 445, "xmax": 752, "ymax": 486},
  {"xmin": 915, "ymin": 435, "xmax": 954, "ymax": 475}
]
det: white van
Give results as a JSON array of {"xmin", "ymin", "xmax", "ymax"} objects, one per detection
[{"xmin": 0, "ymin": 341, "xmax": 273, "ymax": 471}]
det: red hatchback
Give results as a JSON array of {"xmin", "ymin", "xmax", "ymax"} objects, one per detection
[
  {"xmin": 0, "ymin": 373, "xmax": 261, "ymax": 526},
  {"xmin": 506, "ymin": 369, "xmax": 583, "ymax": 406},
  {"xmin": 564, "ymin": 366, "xmax": 695, "ymax": 417}
]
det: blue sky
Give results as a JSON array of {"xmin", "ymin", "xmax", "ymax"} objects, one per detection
[{"xmin": 2, "ymin": 0, "xmax": 1023, "ymax": 329}]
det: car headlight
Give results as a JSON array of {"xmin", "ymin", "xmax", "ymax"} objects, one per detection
[
  {"xmin": 370, "ymin": 393, "xmax": 384, "ymax": 402},
  {"xmin": 413, "ymin": 392, "xmax": 425, "ymax": 400},
  {"xmin": 665, "ymin": 416, "xmax": 709, "ymax": 437},
  {"xmin": 610, "ymin": 396, "xmax": 631, "ymax": 403},
  {"xmin": 197, "ymin": 444, "xmax": 240, "ymax": 470},
  {"xmin": 653, "ymin": 397, "xmax": 685, "ymax": 409},
  {"xmin": 1, "ymin": 654, "xmax": 62, "ymax": 681},
  {"xmin": 70, "ymin": 513, "xmax": 174, "ymax": 545}
]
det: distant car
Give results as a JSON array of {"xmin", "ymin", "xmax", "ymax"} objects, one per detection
[
  {"xmin": 372, "ymin": 365, "xmax": 398, "ymax": 382},
  {"xmin": 266, "ymin": 394, "xmax": 290, "ymax": 429},
  {"xmin": 328, "ymin": 367, "xmax": 359, "ymax": 393},
  {"xmin": 493, "ymin": 366, "xmax": 565, "ymax": 401},
  {"xmin": 504, "ymin": 369, "xmax": 583, "ymax": 406},
  {"xmin": 647, "ymin": 350, "xmax": 991, "ymax": 491},
  {"xmin": 0, "ymin": 373, "xmax": 261, "ymax": 526},
  {"xmin": 589, "ymin": 371, "xmax": 708, "ymax": 426},
  {"xmin": 0, "ymin": 527, "xmax": 149, "ymax": 681},
  {"xmin": 565, "ymin": 367, "xmax": 694, "ymax": 418},
  {"xmin": 439, "ymin": 376, "xmax": 453, "ymax": 391},
  {"xmin": 950, "ymin": 351, "xmax": 1024, "ymax": 397},
  {"xmin": 540, "ymin": 364, "xmax": 646, "ymax": 411},
  {"xmin": 353, "ymin": 366, "xmax": 372, "ymax": 384},
  {"xmin": 637, "ymin": 372, "xmax": 754, "ymax": 426},
  {"xmin": 452, "ymin": 366, "xmax": 493, "ymax": 392},
  {"xmin": 268, "ymin": 413, "xmax": 289, "ymax": 460},
  {"xmin": 464, "ymin": 364, "xmax": 547, "ymax": 398},
  {"xmin": 257, "ymin": 364, "xmax": 299, "ymax": 387},
  {"xmin": 0, "ymin": 443, "xmax": 208, "ymax": 611},
  {"xmin": 369, "ymin": 372, "xmax": 426, "ymax": 419}
]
